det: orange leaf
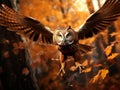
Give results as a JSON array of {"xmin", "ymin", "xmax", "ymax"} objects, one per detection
[
  {"xmin": 93, "ymin": 64, "xmax": 102, "ymax": 68},
  {"xmin": 110, "ymin": 32, "xmax": 118, "ymax": 37},
  {"xmin": 70, "ymin": 66, "xmax": 76, "ymax": 71},
  {"xmin": 104, "ymin": 45, "xmax": 113, "ymax": 56},
  {"xmin": 107, "ymin": 53, "xmax": 119, "ymax": 61},
  {"xmin": 82, "ymin": 60, "xmax": 88, "ymax": 66},
  {"xmin": 83, "ymin": 67, "xmax": 91, "ymax": 73},
  {"xmin": 89, "ymin": 69, "xmax": 109, "ymax": 83},
  {"xmin": 22, "ymin": 67, "xmax": 29, "ymax": 76}
]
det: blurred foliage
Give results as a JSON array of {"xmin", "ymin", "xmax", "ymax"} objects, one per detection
[
  {"xmin": 6, "ymin": 0, "xmax": 119, "ymax": 90},
  {"xmin": 19, "ymin": 0, "xmax": 89, "ymax": 30}
]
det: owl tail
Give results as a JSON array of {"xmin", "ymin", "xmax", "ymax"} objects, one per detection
[{"xmin": 78, "ymin": 44, "xmax": 93, "ymax": 54}]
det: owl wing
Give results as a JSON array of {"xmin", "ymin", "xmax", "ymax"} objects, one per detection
[
  {"xmin": 76, "ymin": 0, "xmax": 120, "ymax": 39},
  {"xmin": 0, "ymin": 4, "xmax": 53, "ymax": 43}
]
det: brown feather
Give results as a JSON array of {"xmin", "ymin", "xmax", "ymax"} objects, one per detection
[
  {"xmin": 77, "ymin": 0, "xmax": 120, "ymax": 39},
  {"xmin": 0, "ymin": 4, "xmax": 53, "ymax": 43}
]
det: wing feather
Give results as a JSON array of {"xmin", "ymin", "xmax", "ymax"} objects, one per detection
[
  {"xmin": 77, "ymin": 0, "xmax": 120, "ymax": 39},
  {"xmin": 0, "ymin": 4, "xmax": 53, "ymax": 43}
]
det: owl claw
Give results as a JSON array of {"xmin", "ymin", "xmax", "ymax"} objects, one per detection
[
  {"xmin": 75, "ymin": 62, "xmax": 85, "ymax": 73},
  {"xmin": 57, "ymin": 67, "xmax": 65, "ymax": 76},
  {"xmin": 57, "ymin": 62, "xmax": 65, "ymax": 76}
]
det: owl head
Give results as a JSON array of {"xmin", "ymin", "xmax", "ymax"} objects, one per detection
[{"xmin": 53, "ymin": 26, "xmax": 78, "ymax": 46}]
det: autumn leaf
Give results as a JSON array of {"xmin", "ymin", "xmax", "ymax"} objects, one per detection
[
  {"xmin": 70, "ymin": 66, "xmax": 76, "ymax": 71},
  {"xmin": 105, "ymin": 41, "xmax": 120, "ymax": 56},
  {"xmin": 107, "ymin": 53, "xmax": 119, "ymax": 61},
  {"xmin": 104, "ymin": 45, "xmax": 113, "ymax": 56},
  {"xmin": 82, "ymin": 60, "xmax": 92, "ymax": 73},
  {"xmin": 82, "ymin": 67, "xmax": 91, "ymax": 73},
  {"xmin": 89, "ymin": 69, "xmax": 109, "ymax": 83},
  {"xmin": 22, "ymin": 67, "xmax": 29, "ymax": 76},
  {"xmin": 82, "ymin": 60, "xmax": 88, "ymax": 66},
  {"xmin": 93, "ymin": 64, "xmax": 102, "ymax": 68},
  {"xmin": 110, "ymin": 32, "xmax": 118, "ymax": 37}
]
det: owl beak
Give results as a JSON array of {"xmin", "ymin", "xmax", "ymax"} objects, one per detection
[
  {"xmin": 61, "ymin": 41, "xmax": 66, "ymax": 46},
  {"xmin": 61, "ymin": 39, "xmax": 67, "ymax": 46}
]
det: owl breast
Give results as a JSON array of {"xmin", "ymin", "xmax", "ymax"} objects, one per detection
[{"xmin": 58, "ymin": 43, "xmax": 78, "ymax": 55}]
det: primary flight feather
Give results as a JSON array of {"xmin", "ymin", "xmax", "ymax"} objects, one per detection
[{"xmin": 0, "ymin": 0, "xmax": 120, "ymax": 75}]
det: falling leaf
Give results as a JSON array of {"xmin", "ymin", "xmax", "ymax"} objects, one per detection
[
  {"xmin": 82, "ymin": 60, "xmax": 88, "ymax": 66},
  {"xmin": 89, "ymin": 69, "xmax": 109, "ymax": 83},
  {"xmin": 110, "ymin": 32, "xmax": 118, "ymax": 37},
  {"xmin": 22, "ymin": 67, "xmax": 29, "ymax": 76},
  {"xmin": 83, "ymin": 67, "xmax": 91, "ymax": 73},
  {"xmin": 70, "ymin": 66, "xmax": 76, "ymax": 71},
  {"xmin": 104, "ymin": 45, "xmax": 113, "ymax": 56},
  {"xmin": 107, "ymin": 53, "xmax": 119, "ymax": 61},
  {"xmin": 93, "ymin": 64, "xmax": 102, "ymax": 68}
]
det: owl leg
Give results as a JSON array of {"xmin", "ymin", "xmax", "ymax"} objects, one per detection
[
  {"xmin": 58, "ymin": 62, "xmax": 65, "ymax": 76},
  {"xmin": 57, "ymin": 52, "xmax": 67, "ymax": 76},
  {"xmin": 74, "ymin": 62, "xmax": 84, "ymax": 73},
  {"xmin": 73, "ymin": 52, "xmax": 85, "ymax": 73}
]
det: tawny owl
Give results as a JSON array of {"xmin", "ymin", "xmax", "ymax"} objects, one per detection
[{"xmin": 0, "ymin": 0, "xmax": 120, "ymax": 75}]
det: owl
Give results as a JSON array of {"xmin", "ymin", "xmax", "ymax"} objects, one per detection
[{"xmin": 0, "ymin": 0, "xmax": 120, "ymax": 75}]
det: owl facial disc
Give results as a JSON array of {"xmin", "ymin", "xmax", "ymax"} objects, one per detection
[{"xmin": 53, "ymin": 28, "xmax": 75, "ymax": 46}]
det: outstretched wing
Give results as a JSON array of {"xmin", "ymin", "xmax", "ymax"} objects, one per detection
[
  {"xmin": 77, "ymin": 0, "xmax": 120, "ymax": 39},
  {"xmin": 0, "ymin": 4, "xmax": 53, "ymax": 43}
]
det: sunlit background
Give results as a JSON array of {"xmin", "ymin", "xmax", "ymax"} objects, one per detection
[{"xmin": 1, "ymin": 0, "xmax": 120, "ymax": 90}]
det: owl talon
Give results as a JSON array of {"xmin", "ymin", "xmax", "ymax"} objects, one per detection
[
  {"xmin": 57, "ymin": 67, "xmax": 65, "ymax": 76},
  {"xmin": 75, "ymin": 62, "xmax": 84, "ymax": 73},
  {"xmin": 57, "ymin": 62, "xmax": 65, "ymax": 76}
]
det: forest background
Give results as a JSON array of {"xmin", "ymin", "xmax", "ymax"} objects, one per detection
[{"xmin": 0, "ymin": 0, "xmax": 120, "ymax": 90}]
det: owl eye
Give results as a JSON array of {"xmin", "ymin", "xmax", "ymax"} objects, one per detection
[
  {"xmin": 58, "ymin": 34, "xmax": 62, "ymax": 37},
  {"xmin": 58, "ymin": 32, "xmax": 63, "ymax": 38},
  {"xmin": 66, "ymin": 33, "xmax": 71, "ymax": 38}
]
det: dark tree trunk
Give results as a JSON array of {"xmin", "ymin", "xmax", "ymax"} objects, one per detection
[{"xmin": 0, "ymin": 0, "xmax": 39, "ymax": 90}]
